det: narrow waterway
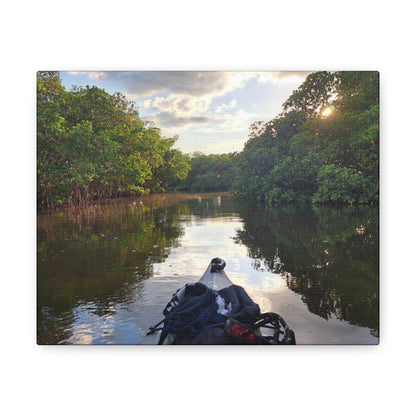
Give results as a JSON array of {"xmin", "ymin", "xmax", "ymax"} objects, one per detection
[{"xmin": 37, "ymin": 193, "xmax": 379, "ymax": 345}]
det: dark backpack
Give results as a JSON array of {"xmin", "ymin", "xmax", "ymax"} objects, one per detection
[
  {"xmin": 148, "ymin": 282, "xmax": 296, "ymax": 345},
  {"xmin": 158, "ymin": 282, "xmax": 229, "ymax": 345}
]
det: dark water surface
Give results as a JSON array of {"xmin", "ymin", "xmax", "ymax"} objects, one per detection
[{"xmin": 37, "ymin": 193, "xmax": 379, "ymax": 345}]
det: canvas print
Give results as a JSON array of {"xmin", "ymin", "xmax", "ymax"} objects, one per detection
[{"xmin": 37, "ymin": 71, "xmax": 379, "ymax": 345}]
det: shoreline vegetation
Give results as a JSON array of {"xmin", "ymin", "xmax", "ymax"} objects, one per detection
[{"xmin": 37, "ymin": 71, "xmax": 379, "ymax": 210}]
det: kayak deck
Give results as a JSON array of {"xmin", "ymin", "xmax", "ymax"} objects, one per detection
[{"xmin": 198, "ymin": 263, "xmax": 234, "ymax": 291}]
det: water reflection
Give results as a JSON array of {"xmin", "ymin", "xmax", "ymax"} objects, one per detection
[
  {"xmin": 37, "ymin": 194, "xmax": 379, "ymax": 344},
  {"xmin": 37, "ymin": 194, "xmax": 197, "ymax": 344},
  {"xmin": 232, "ymin": 202, "xmax": 379, "ymax": 335}
]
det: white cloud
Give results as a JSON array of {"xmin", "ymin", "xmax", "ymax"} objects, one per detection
[
  {"xmin": 88, "ymin": 72, "xmax": 108, "ymax": 80},
  {"xmin": 140, "ymin": 99, "xmax": 153, "ymax": 108},
  {"xmin": 83, "ymin": 71, "xmax": 257, "ymax": 98},
  {"xmin": 160, "ymin": 108, "xmax": 264, "ymax": 152},
  {"xmin": 93, "ymin": 71, "xmax": 231, "ymax": 97},
  {"xmin": 256, "ymin": 71, "xmax": 311, "ymax": 84},
  {"xmin": 152, "ymin": 94, "xmax": 212, "ymax": 116},
  {"xmin": 142, "ymin": 93, "xmax": 215, "ymax": 128},
  {"xmin": 67, "ymin": 71, "xmax": 107, "ymax": 80},
  {"xmin": 67, "ymin": 71, "xmax": 309, "ymax": 98},
  {"xmin": 215, "ymin": 98, "xmax": 237, "ymax": 114},
  {"xmin": 153, "ymin": 111, "xmax": 211, "ymax": 128},
  {"xmin": 198, "ymin": 138, "xmax": 246, "ymax": 154}
]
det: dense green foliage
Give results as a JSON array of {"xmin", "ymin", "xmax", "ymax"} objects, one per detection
[
  {"xmin": 171, "ymin": 152, "xmax": 238, "ymax": 192},
  {"xmin": 231, "ymin": 71, "xmax": 379, "ymax": 205},
  {"xmin": 37, "ymin": 72, "xmax": 190, "ymax": 208}
]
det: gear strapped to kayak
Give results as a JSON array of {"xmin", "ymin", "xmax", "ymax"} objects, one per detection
[{"xmin": 147, "ymin": 258, "xmax": 296, "ymax": 345}]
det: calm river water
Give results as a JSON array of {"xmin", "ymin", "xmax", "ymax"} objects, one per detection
[{"xmin": 37, "ymin": 193, "xmax": 379, "ymax": 345}]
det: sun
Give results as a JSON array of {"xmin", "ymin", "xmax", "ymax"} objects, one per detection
[{"xmin": 322, "ymin": 107, "xmax": 332, "ymax": 117}]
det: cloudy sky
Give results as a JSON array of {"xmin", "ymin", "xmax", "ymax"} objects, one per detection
[{"xmin": 60, "ymin": 71, "xmax": 309, "ymax": 154}]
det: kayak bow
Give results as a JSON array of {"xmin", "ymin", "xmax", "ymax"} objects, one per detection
[{"xmin": 146, "ymin": 257, "xmax": 296, "ymax": 345}]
